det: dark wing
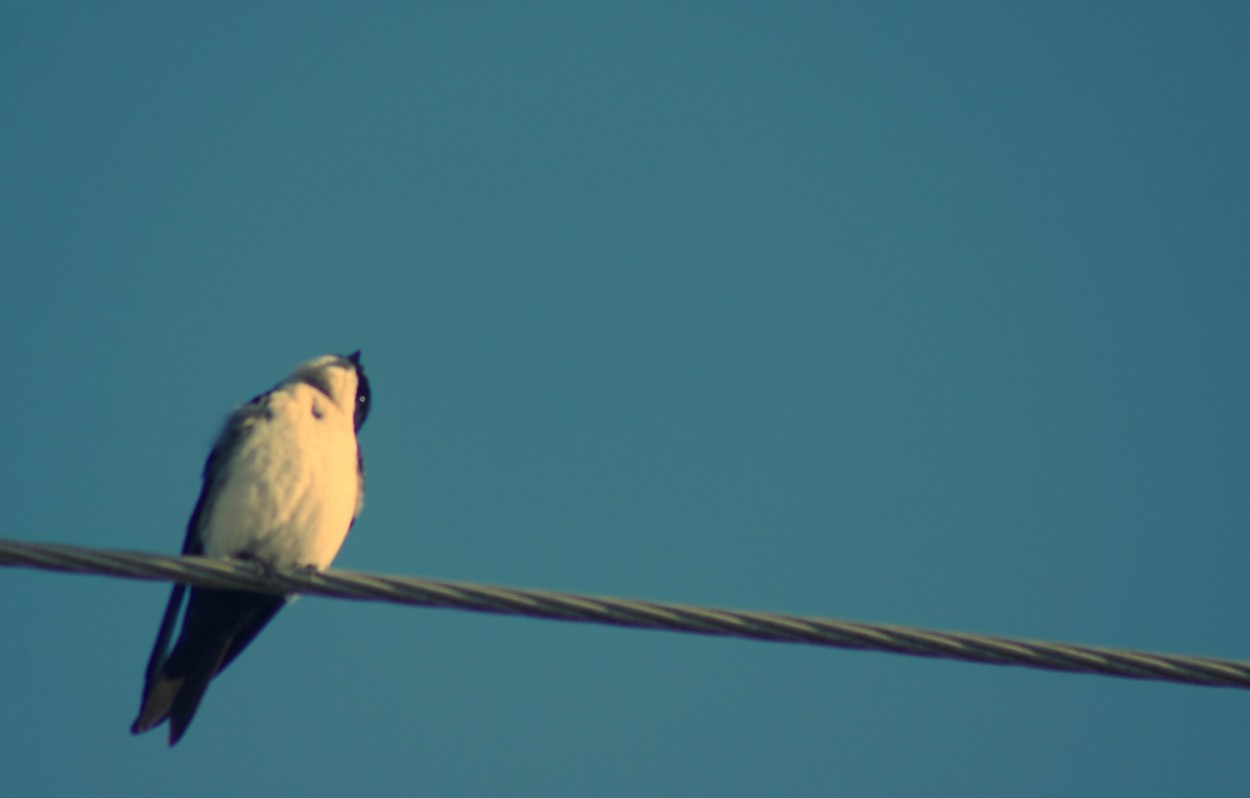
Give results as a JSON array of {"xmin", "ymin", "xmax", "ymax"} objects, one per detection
[
  {"xmin": 133, "ymin": 393, "xmax": 272, "ymax": 728},
  {"xmin": 133, "ymin": 587, "xmax": 285, "ymax": 744},
  {"xmin": 354, "ymin": 443, "xmax": 365, "ymax": 523}
]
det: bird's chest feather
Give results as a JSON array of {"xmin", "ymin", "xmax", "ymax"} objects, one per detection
[{"xmin": 201, "ymin": 387, "xmax": 359, "ymax": 569}]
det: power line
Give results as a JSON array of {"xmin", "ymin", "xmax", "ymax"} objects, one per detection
[{"xmin": 3, "ymin": 536, "xmax": 1248, "ymax": 691}]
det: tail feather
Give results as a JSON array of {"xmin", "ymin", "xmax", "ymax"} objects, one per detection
[
  {"xmin": 131, "ymin": 588, "xmax": 285, "ymax": 745},
  {"xmin": 131, "ymin": 674, "xmax": 181, "ymax": 735},
  {"xmin": 130, "ymin": 644, "xmax": 228, "ymax": 744}
]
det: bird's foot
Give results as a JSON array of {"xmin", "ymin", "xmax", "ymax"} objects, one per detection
[{"xmin": 233, "ymin": 553, "xmax": 281, "ymax": 582}]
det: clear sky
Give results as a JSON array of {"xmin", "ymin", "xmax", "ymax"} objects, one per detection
[{"xmin": 2, "ymin": 3, "xmax": 1248, "ymax": 795}]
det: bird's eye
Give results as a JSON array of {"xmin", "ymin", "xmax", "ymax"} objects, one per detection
[{"xmin": 353, "ymin": 371, "xmax": 372, "ymax": 431}]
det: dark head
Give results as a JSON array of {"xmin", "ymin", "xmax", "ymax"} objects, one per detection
[
  {"xmin": 284, "ymin": 351, "xmax": 372, "ymax": 432},
  {"xmin": 346, "ymin": 350, "xmax": 371, "ymax": 432}
]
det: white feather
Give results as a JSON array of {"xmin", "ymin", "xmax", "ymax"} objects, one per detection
[{"xmin": 199, "ymin": 358, "xmax": 362, "ymax": 570}]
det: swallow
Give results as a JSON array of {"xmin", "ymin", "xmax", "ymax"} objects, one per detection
[{"xmin": 131, "ymin": 352, "xmax": 371, "ymax": 745}]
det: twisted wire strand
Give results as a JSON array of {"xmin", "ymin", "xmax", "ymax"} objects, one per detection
[{"xmin": 3, "ymin": 536, "xmax": 1248, "ymax": 690}]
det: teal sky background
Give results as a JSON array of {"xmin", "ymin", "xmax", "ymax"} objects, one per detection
[{"xmin": 2, "ymin": 3, "xmax": 1248, "ymax": 795}]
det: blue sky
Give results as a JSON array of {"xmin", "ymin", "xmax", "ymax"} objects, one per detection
[{"xmin": 2, "ymin": 3, "xmax": 1248, "ymax": 795}]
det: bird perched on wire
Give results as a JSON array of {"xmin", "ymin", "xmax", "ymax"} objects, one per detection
[{"xmin": 131, "ymin": 351, "xmax": 372, "ymax": 745}]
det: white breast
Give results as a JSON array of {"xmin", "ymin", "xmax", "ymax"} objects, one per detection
[{"xmin": 199, "ymin": 384, "xmax": 360, "ymax": 570}]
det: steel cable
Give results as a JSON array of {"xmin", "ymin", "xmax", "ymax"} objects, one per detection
[{"xmin": 2, "ymin": 537, "xmax": 1248, "ymax": 690}]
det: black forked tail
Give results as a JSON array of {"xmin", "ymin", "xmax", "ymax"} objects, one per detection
[{"xmin": 131, "ymin": 587, "xmax": 285, "ymax": 745}]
